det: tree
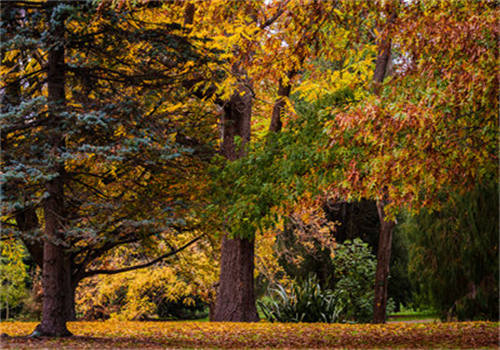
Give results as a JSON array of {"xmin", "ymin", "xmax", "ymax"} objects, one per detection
[
  {"xmin": 200, "ymin": 0, "xmax": 348, "ymax": 321},
  {"xmin": 0, "ymin": 238, "xmax": 29, "ymax": 320},
  {"xmin": 404, "ymin": 181, "xmax": 498, "ymax": 321},
  {"xmin": 198, "ymin": 0, "xmax": 381, "ymax": 321},
  {"xmin": 323, "ymin": 0, "xmax": 497, "ymax": 321},
  {"xmin": 1, "ymin": 0, "xmax": 218, "ymax": 336},
  {"xmin": 371, "ymin": 5, "xmax": 397, "ymax": 324}
]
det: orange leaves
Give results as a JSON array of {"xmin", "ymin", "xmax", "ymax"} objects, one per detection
[
  {"xmin": 320, "ymin": 0, "xmax": 497, "ymax": 212},
  {"xmin": 1, "ymin": 321, "xmax": 499, "ymax": 349}
]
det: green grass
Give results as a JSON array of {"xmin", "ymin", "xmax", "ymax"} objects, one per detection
[{"xmin": 388, "ymin": 310, "xmax": 438, "ymax": 322}]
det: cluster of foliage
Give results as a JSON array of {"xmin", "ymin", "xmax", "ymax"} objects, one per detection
[
  {"xmin": 275, "ymin": 199, "xmax": 412, "ymax": 313},
  {"xmin": 0, "ymin": 239, "xmax": 29, "ymax": 319},
  {"xmin": 260, "ymin": 239, "xmax": 386, "ymax": 323},
  {"xmin": 322, "ymin": 1, "xmax": 498, "ymax": 213},
  {"xmin": 76, "ymin": 238, "xmax": 218, "ymax": 320},
  {"xmin": 403, "ymin": 182, "xmax": 498, "ymax": 321},
  {"xmin": 258, "ymin": 275, "xmax": 342, "ymax": 323},
  {"xmin": 1, "ymin": 321, "xmax": 498, "ymax": 349},
  {"xmin": 331, "ymin": 239, "xmax": 382, "ymax": 323}
]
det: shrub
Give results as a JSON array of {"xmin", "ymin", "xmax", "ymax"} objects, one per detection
[
  {"xmin": 76, "ymin": 264, "xmax": 213, "ymax": 320},
  {"xmin": 0, "ymin": 239, "xmax": 29, "ymax": 320},
  {"xmin": 258, "ymin": 275, "xmax": 342, "ymax": 323},
  {"xmin": 260, "ymin": 239, "xmax": 394, "ymax": 323},
  {"xmin": 331, "ymin": 238, "xmax": 377, "ymax": 323}
]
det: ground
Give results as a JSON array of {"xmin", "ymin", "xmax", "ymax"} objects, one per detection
[{"xmin": 0, "ymin": 321, "xmax": 498, "ymax": 349}]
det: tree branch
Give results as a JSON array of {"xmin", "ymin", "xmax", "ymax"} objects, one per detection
[{"xmin": 80, "ymin": 233, "xmax": 204, "ymax": 278}]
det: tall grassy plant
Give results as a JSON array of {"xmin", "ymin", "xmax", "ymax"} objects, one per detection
[{"xmin": 258, "ymin": 275, "xmax": 342, "ymax": 323}]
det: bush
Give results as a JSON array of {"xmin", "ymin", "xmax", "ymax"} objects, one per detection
[
  {"xmin": 156, "ymin": 295, "xmax": 207, "ymax": 320},
  {"xmin": 76, "ymin": 264, "xmax": 213, "ymax": 320},
  {"xmin": 260, "ymin": 239, "xmax": 392, "ymax": 323},
  {"xmin": 258, "ymin": 275, "xmax": 342, "ymax": 323},
  {"xmin": 331, "ymin": 238, "xmax": 377, "ymax": 323},
  {"xmin": 0, "ymin": 239, "xmax": 29, "ymax": 320}
]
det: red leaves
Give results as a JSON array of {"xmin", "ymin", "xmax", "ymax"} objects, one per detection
[{"xmin": 322, "ymin": 0, "xmax": 497, "ymax": 212}]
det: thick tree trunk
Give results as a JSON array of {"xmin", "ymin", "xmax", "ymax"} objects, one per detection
[
  {"xmin": 220, "ymin": 86, "xmax": 251, "ymax": 161},
  {"xmin": 213, "ymin": 236, "xmax": 259, "ymax": 321},
  {"xmin": 34, "ymin": 176, "xmax": 72, "ymax": 336},
  {"xmin": 32, "ymin": 5, "xmax": 71, "ymax": 336},
  {"xmin": 16, "ymin": 207, "xmax": 77, "ymax": 321},
  {"xmin": 213, "ymin": 81, "xmax": 259, "ymax": 322}
]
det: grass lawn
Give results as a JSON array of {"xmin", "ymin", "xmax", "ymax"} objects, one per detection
[
  {"xmin": 388, "ymin": 310, "xmax": 439, "ymax": 323},
  {"xmin": 1, "ymin": 321, "xmax": 498, "ymax": 349}
]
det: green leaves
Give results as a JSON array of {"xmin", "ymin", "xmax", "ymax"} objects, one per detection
[
  {"xmin": 332, "ymin": 239, "xmax": 378, "ymax": 323},
  {"xmin": 403, "ymin": 181, "xmax": 498, "ymax": 321},
  {"xmin": 208, "ymin": 89, "xmax": 354, "ymax": 240},
  {"xmin": 258, "ymin": 275, "xmax": 342, "ymax": 323}
]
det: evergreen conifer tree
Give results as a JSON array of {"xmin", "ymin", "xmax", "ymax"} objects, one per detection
[{"xmin": 1, "ymin": 0, "xmax": 218, "ymax": 336}]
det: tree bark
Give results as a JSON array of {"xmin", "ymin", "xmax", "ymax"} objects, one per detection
[
  {"xmin": 16, "ymin": 207, "xmax": 77, "ymax": 321},
  {"xmin": 213, "ymin": 80, "xmax": 259, "ymax": 322},
  {"xmin": 34, "ymin": 177, "xmax": 72, "ymax": 336},
  {"xmin": 372, "ymin": 9, "xmax": 397, "ymax": 324},
  {"xmin": 373, "ymin": 201, "xmax": 395, "ymax": 323},
  {"xmin": 63, "ymin": 259, "xmax": 77, "ymax": 321},
  {"xmin": 269, "ymin": 75, "xmax": 292, "ymax": 133},
  {"xmin": 213, "ymin": 236, "xmax": 259, "ymax": 321},
  {"xmin": 32, "ymin": 4, "xmax": 72, "ymax": 337}
]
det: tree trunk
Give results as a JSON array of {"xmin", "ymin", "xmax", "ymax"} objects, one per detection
[
  {"xmin": 34, "ymin": 176, "xmax": 72, "ymax": 336},
  {"xmin": 371, "ymin": 10, "xmax": 397, "ymax": 324},
  {"xmin": 213, "ymin": 81, "xmax": 259, "ymax": 322},
  {"xmin": 269, "ymin": 76, "xmax": 292, "ymax": 133},
  {"xmin": 64, "ymin": 259, "xmax": 77, "ymax": 321},
  {"xmin": 32, "ymin": 5, "xmax": 71, "ymax": 337},
  {"xmin": 16, "ymin": 204, "xmax": 78, "ymax": 321},
  {"xmin": 213, "ymin": 236, "xmax": 259, "ymax": 321},
  {"xmin": 373, "ymin": 201, "xmax": 395, "ymax": 323}
]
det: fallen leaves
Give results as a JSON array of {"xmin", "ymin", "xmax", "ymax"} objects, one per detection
[{"xmin": 0, "ymin": 321, "xmax": 498, "ymax": 349}]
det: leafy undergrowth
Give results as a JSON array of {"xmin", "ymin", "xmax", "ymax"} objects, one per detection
[{"xmin": 0, "ymin": 321, "xmax": 498, "ymax": 349}]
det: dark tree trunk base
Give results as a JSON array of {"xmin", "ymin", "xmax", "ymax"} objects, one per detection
[
  {"xmin": 373, "ymin": 201, "xmax": 395, "ymax": 323},
  {"xmin": 31, "ymin": 323, "xmax": 72, "ymax": 338},
  {"xmin": 213, "ymin": 236, "xmax": 259, "ymax": 322}
]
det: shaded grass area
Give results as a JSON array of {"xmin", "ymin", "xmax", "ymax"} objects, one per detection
[
  {"xmin": 1, "ymin": 321, "xmax": 498, "ymax": 349},
  {"xmin": 388, "ymin": 311, "xmax": 438, "ymax": 322}
]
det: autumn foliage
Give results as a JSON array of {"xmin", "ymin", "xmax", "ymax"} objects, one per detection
[
  {"xmin": 1, "ymin": 0, "xmax": 498, "ymax": 342},
  {"xmin": 1, "ymin": 321, "xmax": 499, "ymax": 349}
]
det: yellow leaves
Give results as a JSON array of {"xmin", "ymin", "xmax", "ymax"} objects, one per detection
[
  {"xmin": 295, "ymin": 45, "xmax": 376, "ymax": 103},
  {"xmin": 163, "ymin": 102, "xmax": 185, "ymax": 114},
  {"xmin": 76, "ymin": 230, "xmax": 218, "ymax": 321},
  {"xmin": 114, "ymin": 124, "xmax": 126, "ymax": 137}
]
